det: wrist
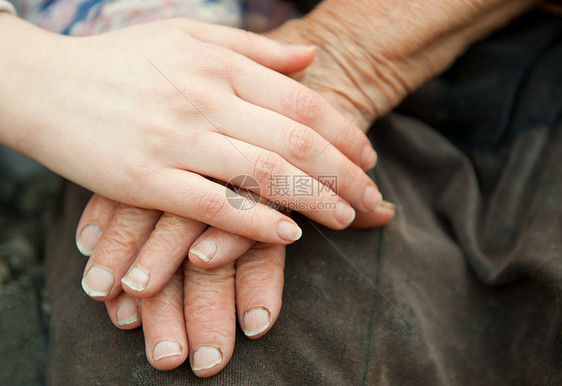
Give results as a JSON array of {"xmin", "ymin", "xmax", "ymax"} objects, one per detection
[
  {"xmin": 288, "ymin": 0, "xmax": 539, "ymax": 126},
  {"xmin": 0, "ymin": 15, "xmax": 65, "ymax": 157}
]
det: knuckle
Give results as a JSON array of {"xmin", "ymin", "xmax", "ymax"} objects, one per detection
[
  {"xmin": 286, "ymin": 125, "xmax": 315, "ymax": 161},
  {"xmin": 187, "ymin": 301, "xmax": 222, "ymax": 323},
  {"xmin": 199, "ymin": 45, "xmax": 235, "ymax": 81},
  {"xmin": 292, "ymin": 87, "xmax": 322, "ymax": 125},
  {"xmin": 195, "ymin": 193, "xmax": 226, "ymax": 218},
  {"xmin": 150, "ymin": 227, "xmax": 182, "ymax": 253},
  {"xmin": 339, "ymin": 165, "xmax": 362, "ymax": 191},
  {"xmin": 151, "ymin": 215, "xmax": 200, "ymax": 255},
  {"xmin": 252, "ymin": 152, "xmax": 282, "ymax": 184},
  {"xmin": 101, "ymin": 229, "xmax": 139, "ymax": 259},
  {"xmin": 149, "ymin": 290, "xmax": 184, "ymax": 316},
  {"xmin": 338, "ymin": 126, "xmax": 366, "ymax": 152},
  {"xmin": 183, "ymin": 86, "xmax": 219, "ymax": 113}
]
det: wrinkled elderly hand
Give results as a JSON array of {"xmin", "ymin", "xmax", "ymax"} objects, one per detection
[
  {"xmin": 265, "ymin": 0, "xmax": 538, "ymax": 132},
  {"xmin": 77, "ymin": 194, "xmax": 285, "ymax": 376},
  {"xmin": 78, "ymin": 187, "xmax": 394, "ymax": 376}
]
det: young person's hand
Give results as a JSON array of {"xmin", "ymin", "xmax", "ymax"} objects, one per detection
[{"xmin": 0, "ymin": 15, "xmax": 384, "ymax": 243}]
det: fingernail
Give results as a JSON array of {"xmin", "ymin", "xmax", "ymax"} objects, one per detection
[
  {"xmin": 153, "ymin": 340, "xmax": 182, "ymax": 361},
  {"xmin": 243, "ymin": 307, "xmax": 271, "ymax": 337},
  {"xmin": 335, "ymin": 201, "xmax": 356, "ymax": 226},
  {"xmin": 286, "ymin": 44, "xmax": 316, "ymax": 51},
  {"xmin": 277, "ymin": 221, "xmax": 302, "ymax": 241},
  {"xmin": 363, "ymin": 186, "xmax": 382, "ymax": 211},
  {"xmin": 76, "ymin": 224, "xmax": 102, "ymax": 256},
  {"xmin": 189, "ymin": 240, "xmax": 217, "ymax": 263},
  {"xmin": 121, "ymin": 266, "xmax": 150, "ymax": 292},
  {"xmin": 380, "ymin": 200, "xmax": 396, "ymax": 210},
  {"xmin": 361, "ymin": 145, "xmax": 377, "ymax": 170},
  {"xmin": 117, "ymin": 300, "xmax": 138, "ymax": 326},
  {"xmin": 81, "ymin": 265, "xmax": 114, "ymax": 297},
  {"xmin": 192, "ymin": 346, "xmax": 223, "ymax": 371}
]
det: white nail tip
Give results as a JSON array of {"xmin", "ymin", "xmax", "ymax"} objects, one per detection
[
  {"xmin": 117, "ymin": 314, "xmax": 138, "ymax": 326},
  {"xmin": 121, "ymin": 277, "xmax": 145, "ymax": 292},
  {"xmin": 153, "ymin": 341, "xmax": 182, "ymax": 361},
  {"xmin": 192, "ymin": 346, "xmax": 223, "ymax": 371},
  {"xmin": 189, "ymin": 249, "xmax": 210, "ymax": 262},
  {"xmin": 121, "ymin": 266, "xmax": 150, "ymax": 292},
  {"xmin": 243, "ymin": 307, "xmax": 271, "ymax": 337},
  {"xmin": 76, "ymin": 240, "xmax": 91, "ymax": 256},
  {"xmin": 244, "ymin": 323, "xmax": 270, "ymax": 337},
  {"xmin": 81, "ymin": 278, "xmax": 109, "ymax": 297},
  {"xmin": 189, "ymin": 240, "xmax": 217, "ymax": 262}
]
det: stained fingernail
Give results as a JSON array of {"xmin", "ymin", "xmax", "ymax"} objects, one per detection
[
  {"xmin": 189, "ymin": 240, "xmax": 217, "ymax": 263},
  {"xmin": 153, "ymin": 340, "xmax": 182, "ymax": 361},
  {"xmin": 192, "ymin": 346, "xmax": 223, "ymax": 371},
  {"xmin": 117, "ymin": 300, "xmax": 138, "ymax": 326},
  {"xmin": 243, "ymin": 307, "xmax": 271, "ymax": 337},
  {"xmin": 76, "ymin": 224, "xmax": 102, "ymax": 256},
  {"xmin": 361, "ymin": 145, "xmax": 377, "ymax": 170},
  {"xmin": 81, "ymin": 265, "xmax": 114, "ymax": 297},
  {"xmin": 121, "ymin": 266, "xmax": 150, "ymax": 292},
  {"xmin": 380, "ymin": 200, "xmax": 396, "ymax": 210},
  {"xmin": 277, "ymin": 221, "xmax": 302, "ymax": 242},
  {"xmin": 335, "ymin": 201, "xmax": 356, "ymax": 226},
  {"xmin": 363, "ymin": 186, "xmax": 382, "ymax": 211}
]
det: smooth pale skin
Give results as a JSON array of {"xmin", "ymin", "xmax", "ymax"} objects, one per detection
[{"xmin": 0, "ymin": 15, "xmax": 384, "ymax": 244}]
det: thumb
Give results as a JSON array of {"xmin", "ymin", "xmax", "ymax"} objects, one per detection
[
  {"xmin": 171, "ymin": 19, "xmax": 315, "ymax": 74},
  {"xmin": 349, "ymin": 201, "xmax": 396, "ymax": 229}
]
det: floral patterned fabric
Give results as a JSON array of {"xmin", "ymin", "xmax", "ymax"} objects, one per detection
[{"xmin": 16, "ymin": 0, "xmax": 242, "ymax": 34}]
